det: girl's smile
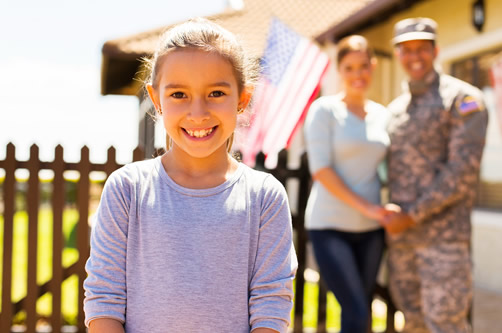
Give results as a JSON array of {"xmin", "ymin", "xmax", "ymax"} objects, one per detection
[{"xmin": 183, "ymin": 126, "xmax": 216, "ymax": 139}]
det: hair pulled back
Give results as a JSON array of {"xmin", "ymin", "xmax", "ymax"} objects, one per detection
[
  {"xmin": 336, "ymin": 35, "xmax": 375, "ymax": 67},
  {"xmin": 145, "ymin": 17, "xmax": 259, "ymax": 95}
]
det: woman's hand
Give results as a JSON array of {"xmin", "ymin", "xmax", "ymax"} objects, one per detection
[
  {"xmin": 364, "ymin": 203, "xmax": 408, "ymax": 225},
  {"xmin": 364, "ymin": 204, "xmax": 391, "ymax": 222}
]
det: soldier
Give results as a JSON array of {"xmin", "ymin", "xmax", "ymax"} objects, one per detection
[{"xmin": 383, "ymin": 18, "xmax": 488, "ymax": 333}]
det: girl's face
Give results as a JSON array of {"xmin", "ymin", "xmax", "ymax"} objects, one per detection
[
  {"xmin": 148, "ymin": 49, "xmax": 248, "ymax": 160},
  {"xmin": 338, "ymin": 50, "xmax": 374, "ymax": 96}
]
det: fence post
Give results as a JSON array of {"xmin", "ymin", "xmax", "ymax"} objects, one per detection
[
  {"xmin": 76, "ymin": 146, "xmax": 91, "ymax": 333},
  {"xmin": 0, "ymin": 143, "xmax": 15, "ymax": 333},
  {"xmin": 51, "ymin": 145, "xmax": 65, "ymax": 333},
  {"xmin": 293, "ymin": 152, "xmax": 311, "ymax": 333},
  {"xmin": 104, "ymin": 147, "xmax": 119, "ymax": 177},
  {"xmin": 26, "ymin": 144, "xmax": 40, "ymax": 333},
  {"xmin": 385, "ymin": 287, "xmax": 396, "ymax": 333},
  {"xmin": 317, "ymin": 279, "xmax": 328, "ymax": 333},
  {"xmin": 133, "ymin": 146, "xmax": 144, "ymax": 162}
]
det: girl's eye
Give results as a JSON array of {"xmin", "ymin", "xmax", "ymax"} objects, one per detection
[
  {"xmin": 209, "ymin": 91, "xmax": 225, "ymax": 97},
  {"xmin": 171, "ymin": 92, "xmax": 186, "ymax": 99}
]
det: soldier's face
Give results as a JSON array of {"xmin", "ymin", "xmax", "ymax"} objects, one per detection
[
  {"xmin": 396, "ymin": 40, "xmax": 437, "ymax": 81},
  {"xmin": 338, "ymin": 50, "xmax": 375, "ymax": 96}
]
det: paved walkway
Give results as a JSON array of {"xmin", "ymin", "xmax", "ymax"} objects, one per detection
[{"xmin": 473, "ymin": 287, "xmax": 502, "ymax": 332}]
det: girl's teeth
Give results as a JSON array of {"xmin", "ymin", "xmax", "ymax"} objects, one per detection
[{"xmin": 187, "ymin": 128, "xmax": 213, "ymax": 138}]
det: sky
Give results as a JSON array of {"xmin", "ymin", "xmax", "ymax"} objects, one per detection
[{"xmin": 0, "ymin": 0, "xmax": 229, "ymax": 164}]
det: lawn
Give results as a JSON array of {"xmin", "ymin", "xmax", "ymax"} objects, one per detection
[
  {"xmin": 300, "ymin": 280, "xmax": 388, "ymax": 331},
  {"xmin": 1, "ymin": 208, "xmax": 389, "ymax": 331},
  {"xmin": 0, "ymin": 208, "xmax": 80, "ymax": 325}
]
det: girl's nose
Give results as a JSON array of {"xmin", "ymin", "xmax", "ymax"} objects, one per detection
[{"xmin": 187, "ymin": 99, "xmax": 210, "ymax": 123}]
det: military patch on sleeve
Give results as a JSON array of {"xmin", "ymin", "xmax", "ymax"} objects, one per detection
[{"xmin": 456, "ymin": 96, "xmax": 483, "ymax": 116}]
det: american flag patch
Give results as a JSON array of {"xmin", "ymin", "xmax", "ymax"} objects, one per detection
[{"xmin": 457, "ymin": 96, "xmax": 481, "ymax": 116}]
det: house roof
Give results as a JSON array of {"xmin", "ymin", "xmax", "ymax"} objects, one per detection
[
  {"xmin": 103, "ymin": 0, "xmax": 375, "ymax": 59},
  {"xmin": 316, "ymin": 0, "xmax": 425, "ymax": 43},
  {"xmin": 101, "ymin": 0, "xmax": 375, "ymax": 95}
]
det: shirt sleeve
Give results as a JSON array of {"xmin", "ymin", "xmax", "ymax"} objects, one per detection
[
  {"xmin": 249, "ymin": 175, "xmax": 298, "ymax": 333},
  {"xmin": 83, "ymin": 170, "xmax": 131, "ymax": 327},
  {"xmin": 407, "ymin": 93, "xmax": 488, "ymax": 223},
  {"xmin": 303, "ymin": 99, "xmax": 334, "ymax": 175}
]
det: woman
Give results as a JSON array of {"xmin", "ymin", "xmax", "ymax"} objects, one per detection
[{"xmin": 303, "ymin": 35, "xmax": 391, "ymax": 333}]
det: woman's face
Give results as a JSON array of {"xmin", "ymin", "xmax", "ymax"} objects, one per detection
[{"xmin": 338, "ymin": 50, "xmax": 374, "ymax": 96}]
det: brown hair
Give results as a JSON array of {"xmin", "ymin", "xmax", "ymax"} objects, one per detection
[
  {"xmin": 336, "ymin": 35, "xmax": 375, "ymax": 66},
  {"xmin": 144, "ymin": 17, "xmax": 259, "ymax": 95}
]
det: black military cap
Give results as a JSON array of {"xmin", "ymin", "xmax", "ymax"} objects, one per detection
[{"xmin": 392, "ymin": 17, "xmax": 437, "ymax": 45}]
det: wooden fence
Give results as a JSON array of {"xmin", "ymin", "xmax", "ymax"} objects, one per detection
[{"xmin": 0, "ymin": 143, "xmax": 396, "ymax": 333}]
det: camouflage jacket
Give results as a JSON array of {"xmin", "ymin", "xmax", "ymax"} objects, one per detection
[{"xmin": 387, "ymin": 70, "xmax": 488, "ymax": 245}]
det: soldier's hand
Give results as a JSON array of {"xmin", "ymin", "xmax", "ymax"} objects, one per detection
[{"xmin": 383, "ymin": 211, "xmax": 416, "ymax": 234}]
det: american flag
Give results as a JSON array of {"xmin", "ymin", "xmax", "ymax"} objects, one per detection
[{"xmin": 242, "ymin": 17, "xmax": 330, "ymax": 167}]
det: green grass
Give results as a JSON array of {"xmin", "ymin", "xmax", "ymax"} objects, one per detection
[
  {"xmin": 300, "ymin": 281, "xmax": 341, "ymax": 330},
  {"xmin": 0, "ymin": 208, "xmax": 80, "ymax": 325},
  {"xmin": 299, "ymin": 281, "xmax": 387, "ymax": 331}
]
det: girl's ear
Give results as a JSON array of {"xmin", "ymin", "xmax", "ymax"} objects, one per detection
[
  {"xmin": 238, "ymin": 88, "xmax": 253, "ymax": 111},
  {"xmin": 146, "ymin": 84, "xmax": 161, "ymax": 112}
]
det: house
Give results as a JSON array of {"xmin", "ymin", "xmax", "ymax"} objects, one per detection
[{"xmin": 100, "ymin": 0, "xmax": 502, "ymax": 290}]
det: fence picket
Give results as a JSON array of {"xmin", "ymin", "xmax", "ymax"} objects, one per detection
[
  {"xmin": 50, "ymin": 145, "xmax": 64, "ymax": 333},
  {"xmin": 0, "ymin": 143, "xmax": 15, "ymax": 333},
  {"xmin": 133, "ymin": 146, "xmax": 144, "ymax": 162},
  {"xmin": 104, "ymin": 146, "xmax": 118, "ymax": 177},
  {"xmin": 317, "ymin": 279, "xmax": 328, "ymax": 333},
  {"xmin": 293, "ymin": 152, "xmax": 310, "ymax": 333},
  {"xmin": 26, "ymin": 144, "xmax": 40, "ymax": 333},
  {"xmin": 76, "ymin": 146, "xmax": 91, "ymax": 333}
]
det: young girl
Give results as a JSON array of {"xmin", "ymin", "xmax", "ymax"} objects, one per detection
[
  {"xmin": 303, "ymin": 35, "xmax": 392, "ymax": 333},
  {"xmin": 83, "ymin": 18, "xmax": 297, "ymax": 333}
]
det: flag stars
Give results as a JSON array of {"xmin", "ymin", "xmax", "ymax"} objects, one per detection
[{"xmin": 262, "ymin": 18, "xmax": 301, "ymax": 85}]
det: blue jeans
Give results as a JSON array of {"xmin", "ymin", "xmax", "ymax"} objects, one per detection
[{"xmin": 309, "ymin": 228, "xmax": 385, "ymax": 333}]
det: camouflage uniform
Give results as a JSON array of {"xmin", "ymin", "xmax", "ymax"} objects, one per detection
[{"xmin": 386, "ymin": 70, "xmax": 488, "ymax": 333}]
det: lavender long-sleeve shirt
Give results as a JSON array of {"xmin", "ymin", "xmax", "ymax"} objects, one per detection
[{"xmin": 83, "ymin": 157, "xmax": 297, "ymax": 333}]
